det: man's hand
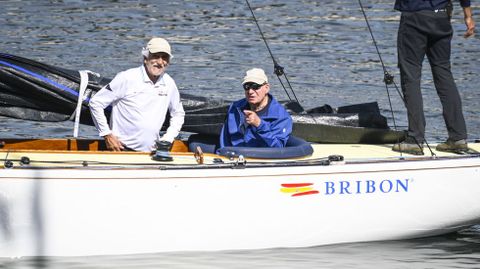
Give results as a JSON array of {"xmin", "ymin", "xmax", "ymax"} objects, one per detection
[
  {"xmin": 243, "ymin": 110, "xmax": 261, "ymax": 127},
  {"xmin": 463, "ymin": 7, "xmax": 475, "ymax": 38},
  {"xmin": 104, "ymin": 134, "xmax": 124, "ymax": 151}
]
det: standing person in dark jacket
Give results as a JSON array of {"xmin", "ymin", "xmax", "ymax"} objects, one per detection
[
  {"xmin": 392, "ymin": 0, "xmax": 475, "ymax": 155},
  {"xmin": 219, "ymin": 68, "xmax": 292, "ymax": 149}
]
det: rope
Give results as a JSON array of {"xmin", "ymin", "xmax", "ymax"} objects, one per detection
[
  {"xmin": 245, "ymin": 0, "xmax": 303, "ymax": 111},
  {"xmin": 357, "ymin": 0, "xmax": 399, "ymax": 129}
]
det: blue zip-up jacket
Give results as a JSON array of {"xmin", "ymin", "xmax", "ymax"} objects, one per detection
[
  {"xmin": 394, "ymin": 0, "xmax": 470, "ymax": 11},
  {"xmin": 219, "ymin": 94, "xmax": 292, "ymax": 148}
]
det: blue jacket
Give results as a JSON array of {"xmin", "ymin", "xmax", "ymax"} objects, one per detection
[
  {"xmin": 219, "ymin": 94, "xmax": 293, "ymax": 148},
  {"xmin": 394, "ymin": 0, "xmax": 470, "ymax": 11}
]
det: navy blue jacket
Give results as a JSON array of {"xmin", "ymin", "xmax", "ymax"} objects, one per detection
[
  {"xmin": 394, "ymin": 0, "xmax": 470, "ymax": 11},
  {"xmin": 219, "ymin": 94, "xmax": 292, "ymax": 148}
]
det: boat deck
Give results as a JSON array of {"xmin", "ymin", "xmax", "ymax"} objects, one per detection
[
  {"xmin": 1, "ymin": 138, "xmax": 479, "ymax": 168},
  {"xmin": 310, "ymin": 142, "xmax": 480, "ymax": 160}
]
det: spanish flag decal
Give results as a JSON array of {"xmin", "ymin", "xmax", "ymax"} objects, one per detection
[{"xmin": 281, "ymin": 183, "xmax": 319, "ymax": 197}]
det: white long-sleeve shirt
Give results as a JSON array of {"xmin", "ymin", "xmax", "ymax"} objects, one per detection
[{"xmin": 89, "ymin": 65, "xmax": 185, "ymax": 152}]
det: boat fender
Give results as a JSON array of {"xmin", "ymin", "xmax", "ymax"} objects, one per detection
[
  {"xmin": 217, "ymin": 136, "xmax": 313, "ymax": 159},
  {"xmin": 187, "ymin": 135, "xmax": 313, "ymax": 159}
]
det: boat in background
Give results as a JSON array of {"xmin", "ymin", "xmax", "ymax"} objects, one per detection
[
  {"xmin": 0, "ymin": 137, "xmax": 479, "ymax": 257},
  {"xmin": 0, "ymin": 52, "xmax": 405, "ymax": 144}
]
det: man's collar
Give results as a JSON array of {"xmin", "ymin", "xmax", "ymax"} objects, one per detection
[{"xmin": 141, "ymin": 65, "xmax": 166, "ymax": 85}]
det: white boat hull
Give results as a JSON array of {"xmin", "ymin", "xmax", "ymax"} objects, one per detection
[{"xmin": 1, "ymin": 155, "xmax": 480, "ymax": 257}]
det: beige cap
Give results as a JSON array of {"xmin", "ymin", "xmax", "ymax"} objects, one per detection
[
  {"xmin": 145, "ymin": 37, "xmax": 173, "ymax": 58},
  {"xmin": 242, "ymin": 68, "xmax": 268, "ymax": 85}
]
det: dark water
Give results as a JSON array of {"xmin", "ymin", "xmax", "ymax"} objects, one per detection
[{"xmin": 1, "ymin": 0, "xmax": 480, "ymax": 268}]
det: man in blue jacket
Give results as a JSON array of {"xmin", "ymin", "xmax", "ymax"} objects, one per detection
[
  {"xmin": 392, "ymin": 0, "xmax": 475, "ymax": 155},
  {"xmin": 219, "ymin": 68, "xmax": 292, "ymax": 148}
]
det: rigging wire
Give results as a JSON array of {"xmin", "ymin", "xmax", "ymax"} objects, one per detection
[
  {"xmin": 244, "ymin": 0, "xmax": 304, "ymax": 111},
  {"xmin": 357, "ymin": 0, "xmax": 400, "ymax": 130},
  {"xmin": 358, "ymin": 0, "xmax": 434, "ymax": 156}
]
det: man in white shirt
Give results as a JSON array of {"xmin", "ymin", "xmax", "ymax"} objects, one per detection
[{"xmin": 89, "ymin": 37, "xmax": 185, "ymax": 152}]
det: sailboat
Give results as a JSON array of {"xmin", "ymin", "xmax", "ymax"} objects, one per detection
[{"xmin": 1, "ymin": 1, "xmax": 479, "ymax": 258}]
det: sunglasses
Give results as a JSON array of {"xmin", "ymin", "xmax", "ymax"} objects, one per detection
[
  {"xmin": 149, "ymin": 52, "xmax": 170, "ymax": 62},
  {"xmin": 243, "ymin": 82, "xmax": 265, "ymax": 91}
]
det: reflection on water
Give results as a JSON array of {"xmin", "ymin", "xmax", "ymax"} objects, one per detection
[
  {"xmin": 1, "ymin": 0, "xmax": 480, "ymax": 268},
  {"xmin": 2, "ymin": 228, "xmax": 480, "ymax": 269}
]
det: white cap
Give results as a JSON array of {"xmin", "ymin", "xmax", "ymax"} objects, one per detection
[
  {"xmin": 144, "ymin": 37, "xmax": 173, "ymax": 58},
  {"xmin": 242, "ymin": 68, "xmax": 268, "ymax": 85}
]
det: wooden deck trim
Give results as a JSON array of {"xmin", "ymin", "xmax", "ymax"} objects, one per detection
[{"xmin": 0, "ymin": 139, "xmax": 190, "ymax": 153}]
